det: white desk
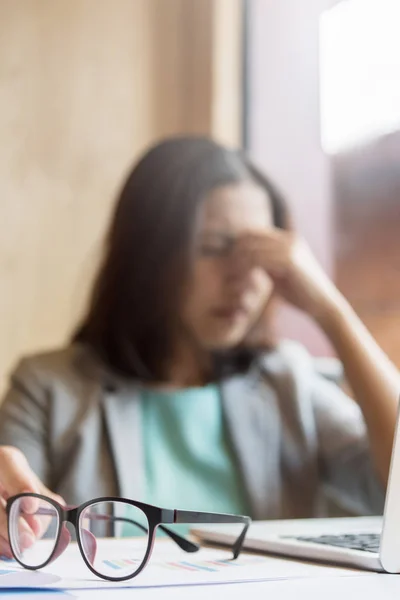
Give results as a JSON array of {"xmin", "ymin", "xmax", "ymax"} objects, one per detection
[
  {"xmin": 2, "ymin": 522, "xmax": 400, "ymax": 599},
  {"xmin": 5, "ymin": 574, "xmax": 396, "ymax": 600}
]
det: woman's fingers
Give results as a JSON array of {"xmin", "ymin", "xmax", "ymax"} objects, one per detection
[
  {"xmin": 0, "ymin": 535, "xmax": 13, "ymax": 559},
  {"xmin": 0, "ymin": 447, "xmax": 40, "ymax": 545},
  {"xmin": 23, "ymin": 512, "xmax": 44, "ymax": 539},
  {"xmin": 0, "ymin": 447, "xmax": 41, "ymax": 500},
  {"xmin": 0, "ymin": 495, "xmax": 36, "ymax": 554},
  {"xmin": 0, "ymin": 446, "xmax": 65, "ymax": 554},
  {"xmin": 22, "ymin": 491, "xmax": 64, "ymax": 541},
  {"xmin": 239, "ymin": 229, "xmax": 291, "ymax": 246},
  {"xmin": 238, "ymin": 235, "xmax": 291, "ymax": 258},
  {"xmin": 233, "ymin": 234, "xmax": 292, "ymax": 276}
]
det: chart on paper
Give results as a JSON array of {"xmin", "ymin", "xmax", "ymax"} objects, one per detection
[
  {"xmin": 0, "ymin": 539, "xmax": 364, "ymax": 591},
  {"xmin": 102, "ymin": 554, "xmax": 266, "ymax": 573}
]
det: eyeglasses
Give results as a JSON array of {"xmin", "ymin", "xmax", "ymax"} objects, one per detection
[{"xmin": 6, "ymin": 493, "xmax": 251, "ymax": 582}]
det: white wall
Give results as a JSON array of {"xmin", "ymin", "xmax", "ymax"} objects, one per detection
[{"xmin": 247, "ymin": 0, "xmax": 340, "ymax": 355}]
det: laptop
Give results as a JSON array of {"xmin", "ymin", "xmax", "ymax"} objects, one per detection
[{"xmin": 192, "ymin": 404, "xmax": 400, "ymax": 573}]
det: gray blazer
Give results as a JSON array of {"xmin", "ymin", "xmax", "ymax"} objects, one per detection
[{"xmin": 0, "ymin": 341, "xmax": 384, "ymax": 519}]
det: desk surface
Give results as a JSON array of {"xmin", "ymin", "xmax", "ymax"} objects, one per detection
[
  {"xmin": 9, "ymin": 573, "xmax": 395, "ymax": 600},
  {"xmin": 2, "ymin": 520, "xmax": 399, "ymax": 600}
]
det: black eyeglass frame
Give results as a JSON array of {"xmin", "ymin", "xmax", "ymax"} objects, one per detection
[{"xmin": 6, "ymin": 493, "xmax": 251, "ymax": 582}]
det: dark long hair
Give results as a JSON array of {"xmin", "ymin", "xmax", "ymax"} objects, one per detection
[{"xmin": 75, "ymin": 136, "xmax": 290, "ymax": 381}]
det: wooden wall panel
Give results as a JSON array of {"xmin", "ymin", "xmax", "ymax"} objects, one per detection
[
  {"xmin": 0, "ymin": 0, "xmax": 243, "ymax": 395},
  {"xmin": 0, "ymin": 0, "xmax": 156, "ymax": 395}
]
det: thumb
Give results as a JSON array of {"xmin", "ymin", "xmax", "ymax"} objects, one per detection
[
  {"xmin": 0, "ymin": 447, "xmax": 40, "ymax": 496},
  {"xmin": 37, "ymin": 482, "xmax": 65, "ymax": 507},
  {"xmin": 20, "ymin": 484, "xmax": 66, "ymax": 515},
  {"xmin": 0, "ymin": 446, "xmax": 64, "ymax": 511}
]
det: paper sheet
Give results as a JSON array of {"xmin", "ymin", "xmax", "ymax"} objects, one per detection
[{"xmin": 0, "ymin": 538, "xmax": 365, "ymax": 591}]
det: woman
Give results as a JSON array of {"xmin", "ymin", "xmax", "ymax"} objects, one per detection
[{"xmin": 0, "ymin": 136, "xmax": 398, "ymax": 556}]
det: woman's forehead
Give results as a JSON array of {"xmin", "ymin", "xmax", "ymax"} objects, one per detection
[{"xmin": 200, "ymin": 182, "xmax": 273, "ymax": 233}]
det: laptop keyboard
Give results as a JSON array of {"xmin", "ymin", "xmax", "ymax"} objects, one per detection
[{"xmin": 284, "ymin": 533, "xmax": 381, "ymax": 553}]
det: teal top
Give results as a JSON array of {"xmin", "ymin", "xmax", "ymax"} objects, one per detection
[{"xmin": 122, "ymin": 385, "xmax": 249, "ymax": 536}]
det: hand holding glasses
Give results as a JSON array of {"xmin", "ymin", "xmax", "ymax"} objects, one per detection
[{"xmin": 6, "ymin": 493, "xmax": 251, "ymax": 582}]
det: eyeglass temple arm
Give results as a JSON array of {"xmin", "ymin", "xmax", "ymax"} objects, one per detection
[
  {"xmin": 173, "ymin": 510, "xmax": 252, "ymax": 559},
  {"xmin": 35, "ymin": 507, "xmax": 199, "ymax": 554}
]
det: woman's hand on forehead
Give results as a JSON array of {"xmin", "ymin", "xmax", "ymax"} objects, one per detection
[
  {"xmin": 198, "ymin": 228, "xmax": 275, "ymax": 258},
  {"xmin": 232, "ymin": 230, "xmax": 343, "ymax": 322}
]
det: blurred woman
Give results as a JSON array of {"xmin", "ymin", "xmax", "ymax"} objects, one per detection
[{"xmin": 0, "ymin": 136, "xmax": 398, "ymax": 556}]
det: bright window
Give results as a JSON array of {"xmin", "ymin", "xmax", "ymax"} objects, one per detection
[{"xmin": 320, "ymin": 0, "xmax": 400, "ymax": 153}]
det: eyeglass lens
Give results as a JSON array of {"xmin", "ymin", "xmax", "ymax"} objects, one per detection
[
  {"xmin": 9, "ymin": 496, "xmax": 60, "ymax": 568},
  {"xmin": 78, "ymin": 500, "xmax": 150, "ymax": 579},
  {"xmin": 9, "ymin": 497, "xmax": 151, "ymax": 580}
]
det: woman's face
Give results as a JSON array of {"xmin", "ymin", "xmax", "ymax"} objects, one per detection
[{"xmin": 180, "ymin": 181, "xmax": 274, "ymax": 350}]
